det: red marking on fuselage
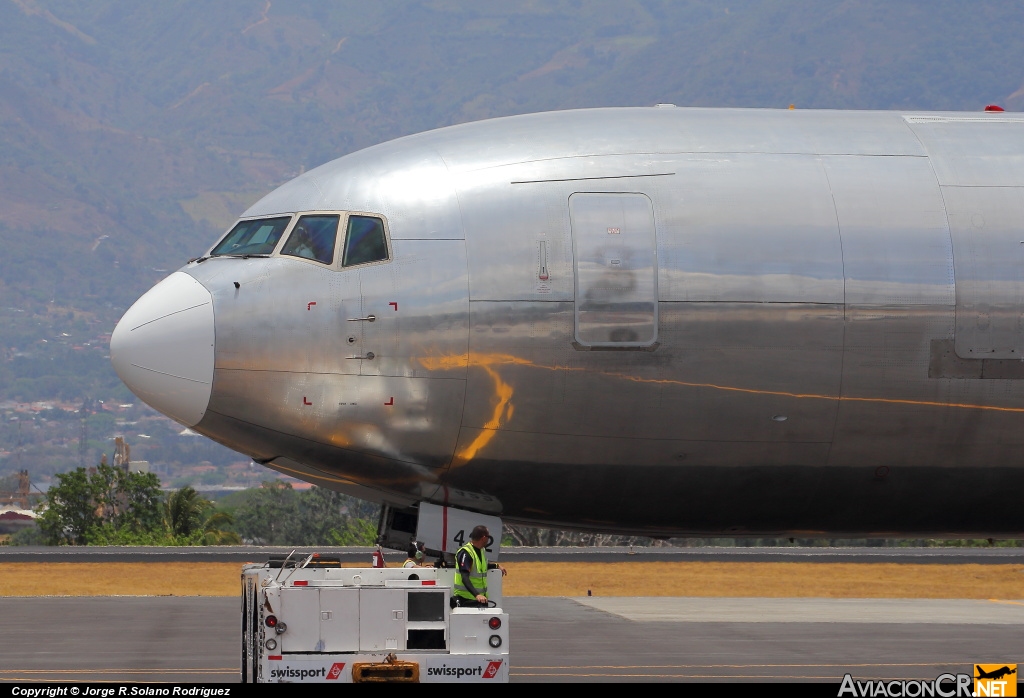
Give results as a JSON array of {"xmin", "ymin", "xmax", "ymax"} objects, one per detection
[
  {"xmin": 303, "ymin": 397, "xmax": 312, "ymax": 406},
  {"xmin": 442, "ymin": 488, "xmax": 449, "ymax": 553},
  {"xmin": 307, "ymin": 301, "xmax": 316, "ymax": 311},
  {"xmin": 389, "ymin": 302, "xmax": 398, "ymax": 311},
  {"xmin": 384, "ymin": 397, "xmax": 394, "ymax": 406}
]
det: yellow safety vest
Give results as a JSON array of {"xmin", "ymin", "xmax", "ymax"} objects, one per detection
[{"xmin": 453, "ymin": 542, "xmax": 488, "ymax": 600}]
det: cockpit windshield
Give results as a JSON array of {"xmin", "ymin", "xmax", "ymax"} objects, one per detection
[
  {"xmin": 343, "ymin": 215, "xmax": 389, "ymax": 267},
  {"xmin": 211, "ymin": 217, "xmax": 291, "ymax": 257},
  {"xmin": 280, "ymin": 214, "xmax": 340, "ymax": 265}
]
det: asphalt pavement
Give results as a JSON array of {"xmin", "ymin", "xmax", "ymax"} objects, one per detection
[{"xmin": 1, "ymin": 596, "xmax": 1020, "ymax": 683}]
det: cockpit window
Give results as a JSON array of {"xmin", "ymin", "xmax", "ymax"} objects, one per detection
[
  {"xmin": 211, "ymin": 217, "xmax": 291, "ymax": 257},
  {"xmin": 280, "ymin": 214, "xmax": 339, "ymax": 265},
  {"xmin": 343, "ymin": 215, "xmax": 389, "ymax": 267}
]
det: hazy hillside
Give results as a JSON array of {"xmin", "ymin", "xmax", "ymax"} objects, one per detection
[
  {"xmin": 4, "ymin": 0, "xmax": 1024, "ymax": 313},
  {"xmin": 3, "ymin": 0, "xmax": 1024, "ymax": 476}
]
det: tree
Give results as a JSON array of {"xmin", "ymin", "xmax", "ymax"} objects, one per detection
[
  {"xmin": 36, "ymin": 467, "xmax": 97, "ymax": 545},
  {"xmin": 165, "ymin": 486, "xmax": 211, "ymax": 537},
  {"xmin": 233, "ymin": 481, "xmax": 300, "ymax": 545},
  {"xmin": 202, "ymin": 510, "xmax": 241, "ymax": 545},
  {"xmin": 294, "ymin": 486, "xmax": 355, "ymax": 544},
  {"xmin": 164, "ymin": 486, "xmax": 241, "ymax": 545},
  {"xmin": 232, "ymin": 481, "xmax": 379, "ymax": 545},
  {"xmin": 36, "ymin": 464, "xmax": 164, "ymax": 545},
  {"xmin": 111, "ymin": 467, "xmax": 164, "ymax": 534},
  {"xmin": 328, "ymin": 517, "xmax": 377, "ymax": 546}
]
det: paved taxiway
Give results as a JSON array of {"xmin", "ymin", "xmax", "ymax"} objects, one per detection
[
  {"xmin": 1, "ymin": 596, "xmax": 1020, "ymax": 683},
  {"xmin": 2, "ymin": 548, "xmax": 1020, "ymax": 682}
]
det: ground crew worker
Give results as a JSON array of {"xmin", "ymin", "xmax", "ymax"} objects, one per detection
[
  {"xmin": 403, "ymin": 541, "xmax": 427, "ymax": 568},
  {"xmin": 452, "ymin": 525, "xmax": 507, "ymax": 608}
]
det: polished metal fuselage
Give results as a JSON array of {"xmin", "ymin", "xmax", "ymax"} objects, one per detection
[{"xmin": 169, "ymin": 107, "xmax": 1024, "ymax": 536}]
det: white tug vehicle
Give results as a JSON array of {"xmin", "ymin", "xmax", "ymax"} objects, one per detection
[{"xmin": 241, "ymin": 507, "xmax": 509, "ymax": 683}]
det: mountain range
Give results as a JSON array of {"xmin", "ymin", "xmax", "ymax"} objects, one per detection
[{"xmin": 3, "ymin": 0, "xmax": 1024, "ymax": 474}]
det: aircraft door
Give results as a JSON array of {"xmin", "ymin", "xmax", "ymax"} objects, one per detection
[
  {"xmin": 357, "ymin": 262, "xmax": 399, "ymax": 376},
  {"xmin": 569, "ymin": 192, "xmax": 659, "ymax": 347},
  {"xmin": 334, "ymin": 212, "xmax": 399, "ymax": 376},
  {"xmin": 945, "ymin": 187, "xmax": 1024, "ymax": 359},
  {"xmin": 329, "ymin": 269, "xmax": 363, "ymax": 376}
]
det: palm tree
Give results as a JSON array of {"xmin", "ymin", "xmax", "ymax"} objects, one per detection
[
  {"xmin": 203, "ymin": 510, "xmax": 241, "ymax": 545},
  {"xmin": 165, "ymin": 486, "xmax": 210, "ymax": 538}
]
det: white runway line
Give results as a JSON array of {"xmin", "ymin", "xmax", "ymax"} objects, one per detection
[{"xmin": 574, "ymin": 597, "xmax": 1024, "ymax": 624}]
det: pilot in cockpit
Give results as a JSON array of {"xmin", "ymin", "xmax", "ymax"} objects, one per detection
[
  {"xmin": 289, "ymin": 225, "xmax": 315, "ymax": 258},
  {"xmin": 281, "ymin": 216, "xmax": 337, "ymax": 265}
]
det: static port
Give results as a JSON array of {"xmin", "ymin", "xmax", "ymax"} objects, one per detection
[
  {"xmin": 488, "ymin": 617, "xmax": 502, "ymax": 630},
  {"xmin": 265, "ymin": 615, "xmax": 277, "ymax": 627},
  {"xmin": 489, "ymin": 635, "xmax": 502, "ymax": 648}
]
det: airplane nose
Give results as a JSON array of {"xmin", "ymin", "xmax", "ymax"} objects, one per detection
[{"xmin": 110, "ymin": 272, "xmax": 215, "ymax": 427}]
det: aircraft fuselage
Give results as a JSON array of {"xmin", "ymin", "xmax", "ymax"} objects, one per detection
[{"xmin": 111, "ymin": 107, "xmax": 1024, "ymax": 536}]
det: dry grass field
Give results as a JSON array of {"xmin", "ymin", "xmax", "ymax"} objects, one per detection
[{"xmin": 1, "ymin": 561, "xmax": 1022, "ymax": 598}]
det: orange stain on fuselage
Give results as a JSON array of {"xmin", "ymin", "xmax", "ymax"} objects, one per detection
[
  {"xmin": 418, "ymin": 353, "xmax": 524, "ymax": 468},
  {"xmin": 416, "ymin": 350, "xmax": 1024, "ymax": 469}
]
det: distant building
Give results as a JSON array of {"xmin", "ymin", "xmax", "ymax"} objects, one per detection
[{"xmin": 0, "ymin": 506, "xmax": 37, "ymax": 534}]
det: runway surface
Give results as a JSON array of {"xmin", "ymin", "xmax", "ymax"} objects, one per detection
[
  {"xmin": 1, "ymin": 596, "xmax": 1020, "ymax": 683},
  {"xmin": 3, "ymin": 545, "xmax": 1023, "ymax": 564}
]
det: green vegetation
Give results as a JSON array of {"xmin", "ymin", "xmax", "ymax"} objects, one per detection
[
  {"xmin": 231, "ymin": 481, "xmax": 378, "ymax": 546},
  {"xmin": 165, "ymin": 486, "xmax": 240, "ymax": 545},
  {"xmin": 19, "ymin": 470, "xmax": 378, "ymax": 546},
  {"xmin": 36, "ymin": 464, "xmax": 164, "ymax": 545}
]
